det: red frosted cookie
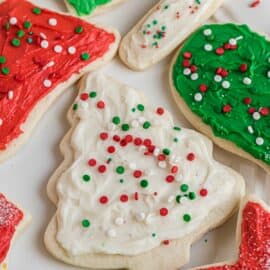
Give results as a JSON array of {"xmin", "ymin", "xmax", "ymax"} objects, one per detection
[
  {"xmin": 194, "ymin": 196, "xmax": 270, "ymax": 270},
  {"xmin": 0, "ymin": 0, "xmax": 120, "ymax": 162},
  {"xmin": 0, "ymin": 193, "xmax": 30, "ymax": 269}
]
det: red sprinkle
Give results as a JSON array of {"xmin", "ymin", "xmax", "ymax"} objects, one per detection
[
  {"xmin": 171, "ymin": 165, "xmax": 179, "ymax": 174},
  {"xmin": 223, "ymin": 104, "xmax": 232, "ymax": 113},
  {"xmin": 183, "ymin": 52, "xmax": 192, "ymax": 59},
  {"xmin": 199, "ymin": 84, "xmax": 208, "ymax": 92},
  {"xmin": 200, "ymin": 188, "xmax": 208, "ymax": 197},
  {"xmin": 190, "ymin": 65, "xmax": 197, "ymax": 73},
  {"xmin": 240, "ymin": 63, "xmax": 248, "ymax": 72},
  {"xmin": 143, "ymin": 139, "xmax": 152, "ymax": 147},
  {"xmin": 182, "ymin": 59, "xmax": 191, "ymax": 67},
  {"xmin": 134, "ymin": 192, "xmax": 139, "ymax": 201},
  {"xmin": 221, "ymin": 69, "xmax": 229, "ymax": 78},
  {"xmin": 99, "ymin": 196, "xmax": 109, "ymax": 204},
  {"xmin": 156, "ymin": 107, "xmax": 165, "ymax": 115},
  {"xmin": 80, "ymin": 93, "xmax": 88, "ymax": 101},
  {"xmin": 97, "ymin": 101, "xmax": 105, "ymax": 109},
  {"xmin": 120, "ymin": 194, "xmax": 129, "ymax": 203},
  {"xmin": 160, "ymin": 208, "xmax": 169, "ymax": 217},
  {"xmin": 125, "ymin": 135, "xmax": 133, "ymax": 143},
  {"xmin": 88, "ymin": 159, "xmax": 96, "ymax": 167},
  {"xmin": 260, "ymin": 107, "xmax": 269, "ymax": 116},
  {"xmin": 134, "ymin": 137, "xmax": 143, "ymax": 146},
  {"xmin": 243, "ymin": 97, "xmax": 252, "ymax": 105},
  {"xmin": 166, "ymin": 175, "xmax": 175, "ymax": 183},
  {"xmin": 98, "ymin": 165, "xmax": 106, "ymax": 173},
  {"xmin": 113, "ymin": 135, "xmax": 120, "ymax": 142},
  {"xmin": 107, "ymin": 146, "xmax": 116, "ymax": 154},
  {"xmin": 248, "ymin": 107, "xmax": 256, "ymax": 114},
  {"xmin": 100, "ymin": 132, "xmax": 108, "ymax": 140},
  {"xmin": 250, "ymin": 0, "xmax": 260, "ymax": 8},
  {"xmin": 187, "ymin": 153, "xmax": 195, "ymax": 161},
  {"xmin": 158, "ymin": 154, "xmax": 166, "ymax": 161},
  {"xmin": 163, "ymin": 240, "xmax": 170, "ymax": 245},
  {"xmin": 133, "ymin": 170, "xmax": 142, "ymax": 178},
  {"xmin": 216, "ymin": 47, "xmax": 224, "ymax": 55}
]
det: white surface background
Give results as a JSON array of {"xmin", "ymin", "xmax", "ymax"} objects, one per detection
[{"xmin": 1, "ymin": 0, "xmax": 270, "ymax": 269}]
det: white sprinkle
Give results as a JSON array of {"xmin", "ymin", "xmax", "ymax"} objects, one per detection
[
  {"xmin": 139, "ymin": 145, "xmax": 146, "ymax": 152},
  {"xmin": 54, "ymin": 45, "xmax": 63, "ymax": 53},
  {"xmin": 40, "ymin": 40, "xmax": 49, "ymax": 48},
  {"xmin": 107, "ymin": 229, "xmax": 116, "ymax": 238},
  {"xmin": 40, "ymin": 32, "xmax": 47, "ymax": 39},
  {"xmin": 136, "ymin": 212, "xmax": 146, "ymax": 222},
  {"xmin": 253, "ymin": 112, "xmax": 261, "ymax": 121},
  {"xmin": 158, "ymin": 161, "xmax": 167, "ymax": 168},
  {"xmin": 248, "ymin": 126, "xmax": 254, "ymax": 134},
  {"xmin": 168, "ymin": 195, "xmax": 175, "ymax": 203},
  {"xmin": 48, "ymin": 18, "xmax": 57, "ymax": 26},
  {"xmin": 153, "ymin": 148, "xmax": 160, "ymax": 156},
  {"xmin": 80, "ymin": 101, "xmax": 89, "ymax": 109},
  {"xmin": 190, "ymin": 73, "xmax": 199, "ymax": 81},
  {"xmin": 107, "ymin": 123, "xmax": 116, "ymax": 131},
  {"xmin": 9, "ymin": 17, "xmax": 17, "ymax": 25},
  {"xmin": 183, "ymin": 68, "xmax": 191, "ymax": 76},
  {"xmin": 68, "ymin": 46, "xmax": 76, "ymax": 55},
  {"xmin": 131, "ymin": 119, "xmax": 139, "ymax": 128},
  {"xmin": 8, "ymin": 90, "xmax": 14, "ymax": 100},
  {"xmin": 267, "ymin": 70, "xmax": 270, "ymax": 78},
  {"xmin": 129, "ymin": 163, "xmax": 136, "ymax": 170},
  {"xmin": 203, "ymin": 29, "xmax": 212, "ymax": 36},
  {"xmin": 0, "ymin": 119, "xmax": 3, "ymax": 126},
  {"xmin": 243, "ymin": 77, "xmax": 252, "ymax": 85},
  {"xmin": 214, "ymin": 75, "xmax": 222, "ymax": 82},
  {"xmin": 115, "ymin": 217, "xmax": 124, "ymax": 226},
  {"xmin": 256, "ymin": 137, "xmax": 264, "ymax": 146},
  {"xmin": 229, "ymin": 38, "xmax": 237, "ymax": 46},
  {"xmin": 204, "ymin": 44, "xmax": 213, "ymax": 51},
  {"xmin": 43, "ymin": 79, "xmax": 52, "ymax": 88},
  {"xmin": 194, "ymin": 93, "xmax": 203, "ymax": 102},
  {"xmin": 138, "ymin": 117, "xmax": 146, "ymax": 124},
  {"xmin": 222, "ymin": 81, "xmax": 231, "ymax": 89}
]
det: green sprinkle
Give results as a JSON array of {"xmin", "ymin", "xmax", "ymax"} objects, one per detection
[
  {"xmin": 17, "ymin": 30, "xmax": 25, "ymax": 38},
  {"xmin": 163, "ymin": 148, "xmax": 170, "ymax": 155},
  {"xmin": 27, "ymin": 37, "xmax": 33, "ymax": 44},
  {"xmin": 183, "ymin": 214, "xmax": 191, "ymax": 222},
  {"xmin": 73, "ymin": 103, "xmax": 78, "ymax": 110},
  {"xmin": 112, "ymin": 116, "xmax": 121, "ymax": 125},
  {"xmin": 23, "ymin": 21, "xmax": 32, "ymax": 29},
  {"xmin": 143, "ymin": 121, "xmax": 151, "ymax": 129},
  {"xmin": 152, "ymin": 233, "xmax": 157, "ymax": 238},
  {"xmin": 173, "ymin": 138, "xmax": 178, "ymax": 143},
  {"xmin": 82, "ymin": 174, "xmax": 91, "ymax": 182},
  {"xmin": 75, "ymin": 26, "xmax": 84, "ymax": 34},
  {"xmin": 188, "ymin": 192, "xmax": 196, "ymax": 200},
  {"xmin": 180, "ymin": 184, "xmax": 189, "ymax": 192},
  {"xmin": 89, "ymin": 91, "xmax": 97, "ymax": 98},
  {"xmin": 0, "ymin": 56, "xmax": 6, "ymax": 64},
  {"xmin": 11, "ymin": 38, "xmax": 20, "ymax": 47},
  {"xmin": 206, "ymin": 35, "xmax": 215, "ymax": 41},
  {"xmin": 164, "ymin": 4, "xmax": 170, "ymax": 9},
  {"xmin": 173, "ymin": 126, "xmax": 181, "ymax": 131},
  {"xmin": 176, "ymin": 195, "xmax": 182, "ymax": 204},
  {"xmin": 5, "ymin": 23, "xmax": 10, "ymax": 31},
  {"xmin": 82, "ymin": 219, "xmax": 90, "ymax": 228},
  {"xmin": 32, "ymin": 7, "xmax": 42, "ymax": 14},
  {"xmin": 140, "ymin": 179, "xmax": 149, "ymax": 188},
  {"xmin": 153, "ymin": 20, "xmax": 158, "ymax": 25},
  {"xmin": 121, "ymin": 124, "xmax": 130, "ymax": 131},
  {"xmin": 116, "ymin": 166, "xmax": 125, "ymax": 174},
  {"xmin": 131, "ymin": 108, "xmax": 136, "ymax": 112},
  {"xmin": 119, "ymin": 179, "xmax": 124, "ymax": 184},
  {"xmin": 161, "ymin": 25, "xmax": 166, "ymax": 31},
  {"xmin": 1, "ymin": 67, "xmax": 10, "ymax": 75},
  {"xmin": 137, "ymin": 104, "xmax": 145, "ymax": 111},
  {"xmin": 81, "ymin": 52, "xmax": 90, "ymax": 61}
]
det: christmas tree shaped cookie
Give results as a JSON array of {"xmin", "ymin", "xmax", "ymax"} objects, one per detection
[
  {"xmin": 45, "ymin": 72, "xmax": 245, "ymax": 270},
  {"xmin": 0, "ymin": 193, "xmax": 30, "ymax": 270},
  {"xmin": 194, "ymin": 196, "xmax": 270, "ymax": 270},
  {"xmin": 65, "ymin": 0, "xmax": 126, "ymax": 17},
  {"xmin": 119, "ymin": 0, "xmax": 224, "ymax": 71},
  {"xmin": 0, "ymin": 0, "xmax": 120, "ymax": 163},
  {"xmin": 171, "ymin": 24, "xmax": 270, "ymax": 174}
]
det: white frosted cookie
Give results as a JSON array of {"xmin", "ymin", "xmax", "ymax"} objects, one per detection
[
  {"xmin": 119, "ymin": 0, "xmax": 224, "ymax": 71},
  {"xmin": 0, "ymin": 0, "xmax": 120, "ymax": 163},
  {"xmin": 192, "ymin": 196, "xmax": 270, "ymax": 270},
  {"xmin": 45, "ymin": 72, "xmax": 245, "ymax": 270},
  {"xmin": 0, "ymin": 193, "xmax": 31, "ymax": 270},
  {"xmin": 64, "ymin": 0, "xmax": 126, "ymax": 17}
]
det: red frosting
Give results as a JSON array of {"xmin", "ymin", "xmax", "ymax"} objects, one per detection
[
  {"xmin": 0, "ymin": 0, "xmax": 116, "ymax": 150},
  {"xmin": 201, "ymin": 201, "xmax": 270, "ymax": 270},
  {"xmin": 0, "ymin": 193, "xmax": 23, "ymax": 263}
]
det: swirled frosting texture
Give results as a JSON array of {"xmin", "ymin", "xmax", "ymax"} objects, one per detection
[
  {"xmin": 172, "ymin": 24, "xmax": 270, "ymax": 165},
  {"xmin": 54, "ymin": 72, "xmax": 243, "ymax": 256}
]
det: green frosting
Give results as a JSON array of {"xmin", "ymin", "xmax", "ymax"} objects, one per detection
[
  {"xmin": 172, "ymin": 24, "xmax": 270, "ymax": 165},
  {"xmin": 68, "ymin": 0, "xmax": 112, "ymax": 16}
]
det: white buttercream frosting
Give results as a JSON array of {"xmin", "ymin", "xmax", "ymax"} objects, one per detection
[
  {"xmin": 120, "ymin": 0, "xmax": 217, "ymax": 70},
  {"xmin": 55, "ymin": 72, "xmax": 243, "ymax": 256}
]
